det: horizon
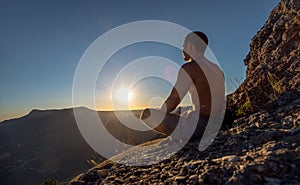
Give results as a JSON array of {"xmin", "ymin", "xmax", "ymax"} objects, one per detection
[
  {"xmin": 0, "ymin": 1, "xmax": 280, "ymax": 122},
  {"xmin": 0, "ymin": 104, "xmax": 195, "ymax": 123}
]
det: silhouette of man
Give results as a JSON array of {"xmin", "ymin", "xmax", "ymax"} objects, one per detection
[{"xmin": 140, "ymin": 31, "xmax": 225, "ymax": 141}]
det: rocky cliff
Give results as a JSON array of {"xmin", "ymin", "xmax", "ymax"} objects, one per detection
[
  {"xmin": 227, "ymin": 0, "xmax": 300, "ymax": 116},
  {"xmin": 68, "ymin": 0, "xmax": 300, "ymax": 184}
]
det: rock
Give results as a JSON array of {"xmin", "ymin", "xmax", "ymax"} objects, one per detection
[
  {"xmin": 133, "ymin": 169, "xmax": 145, "ymax": 176},
  {"xmin": 97, "ymin": 169, "xmax": 109, "ymax": 178},
  {"xmin": 149, "ymin": 169, "xmax": 160, "ymax": 174},
  {"xmin": 201, "ymin": 173, "xmax": 221, "ymax": 184},
  {"xmin": 79, "ymin": 171, "xmax": 99, "ymax": 182},
  {"xmin": 250, "ymin": 130, "xmax": 283, "ymax": 145},
  {"xmin": 221, "ymin": 155, "xmax": 241, "ymax": 162},
  {"xmin": 290, "ymin": 128, "xmax": 300, "ymax": 135},
  {"xmin": 188, "ymin": 175, "xmax": 198, "ymax": 183},
  {"xmin": 174, "ymin": 176, "xmax": 186, "ymax": 184},
  {"xmin": 105, "ymin": 175, "xmax": 116, "ymax": 181},
  {"xmin": 114, "ymin": 178, "xmax": 123, "ymax": 184},
  {"xmin": 128, "ymin": 175, "xmax": 138, "ymax": 182},
  {"xmin": 227, "ymin": 0, "xmax": 300, "ymax": 116},
  {"xmin": 249, "ymin": 174, "xmax": 264, "ymax": 184},
  {"xmin": 186, "ymin": 160, "xmax": 204, "ymax": 171},
  {"xmin": 264, "ymin": 177, "xmax": 282, "ymax": 185}
]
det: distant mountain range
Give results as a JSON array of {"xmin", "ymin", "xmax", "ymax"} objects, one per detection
[{"xmin": 0, "ymin": 107, "xmax": 162, "ymax": 185}]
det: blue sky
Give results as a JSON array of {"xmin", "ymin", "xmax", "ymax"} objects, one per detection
[{"xmin": 0, "ymin": 0, "xmax": 280, "ymax": 121}]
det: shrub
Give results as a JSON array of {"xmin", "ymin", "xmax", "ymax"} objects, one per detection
[
  {"xmin": 267, "ymin": 71, "xmax": 287, "ymax": 100},
  {"xmin": 236, "ymin": 93, "xmax": 253, "ymax": 117}
]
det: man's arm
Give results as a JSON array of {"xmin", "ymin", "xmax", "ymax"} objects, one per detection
[{"xmin": 161, "ymin": 64, "xmax": 192, "ymax": 113}]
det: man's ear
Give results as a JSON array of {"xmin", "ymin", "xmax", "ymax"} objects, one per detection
[{"xmin": 189, "ymin": 43, "xmax": 197, "ymax": 51}]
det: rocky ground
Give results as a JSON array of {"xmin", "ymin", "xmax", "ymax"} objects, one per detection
[{"xmin": 69, "ymin": 91, "xmax": 299, "ymax": 185}]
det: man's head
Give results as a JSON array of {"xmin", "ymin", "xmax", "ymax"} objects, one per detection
[{"xmin": 182, "ymin": 31, "xmax": 208, "ymax": 61}]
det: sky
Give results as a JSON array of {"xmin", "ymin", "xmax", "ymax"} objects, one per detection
[{"xmin": 0, "ymin": 0, "xmax": 280, "ymax": 121}]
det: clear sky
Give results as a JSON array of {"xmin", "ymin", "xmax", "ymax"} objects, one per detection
[{"xmin": 0, "ymin": 0, "xmax": 280, "ymax": 121}]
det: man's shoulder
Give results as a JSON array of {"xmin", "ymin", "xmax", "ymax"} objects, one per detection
[
  {"xmin": 181, "ymin": 61, "xmax": 202, "ymax": 72},
  {"xmin": 181, "ymin": 62, "xmax": 195, "ymax": 70}
]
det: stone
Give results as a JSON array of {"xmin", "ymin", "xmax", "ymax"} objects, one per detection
[
  {"xmin": 97, "ymin": 169, "xmax": 109, "ymax": 178},
  {"xmin": 133, "ymin": 169, "xmax": 145, "ymax": 176},
  {"xmin": 114, "ymin": 178, "xmax": 123, "ymax": 184},
  {"xmin": 174, "ymin": 176, "xmax": 186, "ymax": 184},
  {"xmin": 220, "ymin": 155, "xmax": 241, "ymax": 162},
  {"xmin": 188, "ymin": 160, "xmax": 205, "ymax": 168},
  {"xmin": 264, "ymin": 177, "xmax": 282, "ymax": 185},
  {"xmin": 290, "ymin": 128, "xmax": 300, "ymax": 135},
  {"xmin": 128, "ymin": 176, "xmax": 138, "ymax": 182},
  {"xmin": 188, "ymin": 175, "xmax": 198, "ymax": 182}
]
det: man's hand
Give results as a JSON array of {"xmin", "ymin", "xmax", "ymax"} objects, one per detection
[
  {"xmin": 140, "ymin": 108, "xmax": 151, "ymax": 120},
  {"xmin": 140, "ymin": 108, "xmax": 166, "ymax": 134}
]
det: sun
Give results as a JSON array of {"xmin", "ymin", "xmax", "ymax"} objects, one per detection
[{"xmin": 116, "ymin": 88, "xmax": 132, "ymax": 102}]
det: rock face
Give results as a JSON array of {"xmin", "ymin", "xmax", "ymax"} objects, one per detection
[
  {"xmin": 228, "ymin": 0, "xmax": 300, "ymax": 116},
  {"xmin": 68, "ymin": 0, "xmax": 300, "ymax": 184}
]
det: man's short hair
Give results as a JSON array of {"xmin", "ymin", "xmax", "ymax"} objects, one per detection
[{"xmin": 184, "ymin": 31, "xmax": 208, "ymax": 53}]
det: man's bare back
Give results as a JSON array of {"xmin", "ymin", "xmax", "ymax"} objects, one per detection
[
  {"xmin": 140, "ymin": 31, "xmax": 224, "ymax": 140},
  {"xmin": 162, "ymin": 56, "xmax": 223, "ymax": 118}
]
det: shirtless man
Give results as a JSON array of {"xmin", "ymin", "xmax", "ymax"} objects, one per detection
[{"xmin": 141, "ymin": 31, "xmax": 225, "ymax": 141}]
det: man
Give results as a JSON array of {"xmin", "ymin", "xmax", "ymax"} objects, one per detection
[{"xmin": 141, "ymin": 31, "xmax": 224, "ymax": 141}]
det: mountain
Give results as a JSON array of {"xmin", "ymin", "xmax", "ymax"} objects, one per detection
[
  {"xmin": 0, "ymin": 108, "xmax": 162, "ymax": 185},
  {"xmin": 0, "ymin": 107, "xmax": 101, "ymax": 185},
  {"xmin": 68, "ymin": 0, "xmax": 300, "ymax": 184}
]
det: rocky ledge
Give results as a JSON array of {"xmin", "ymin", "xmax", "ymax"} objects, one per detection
[{"xmin": 69, "ymin": 90, "xmax": 299, "ymax": 185}]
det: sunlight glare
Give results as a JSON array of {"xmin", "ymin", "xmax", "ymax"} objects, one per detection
[{"xmin": 116, "ymin": 88, "xmax": 132, "ymax": 102}]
